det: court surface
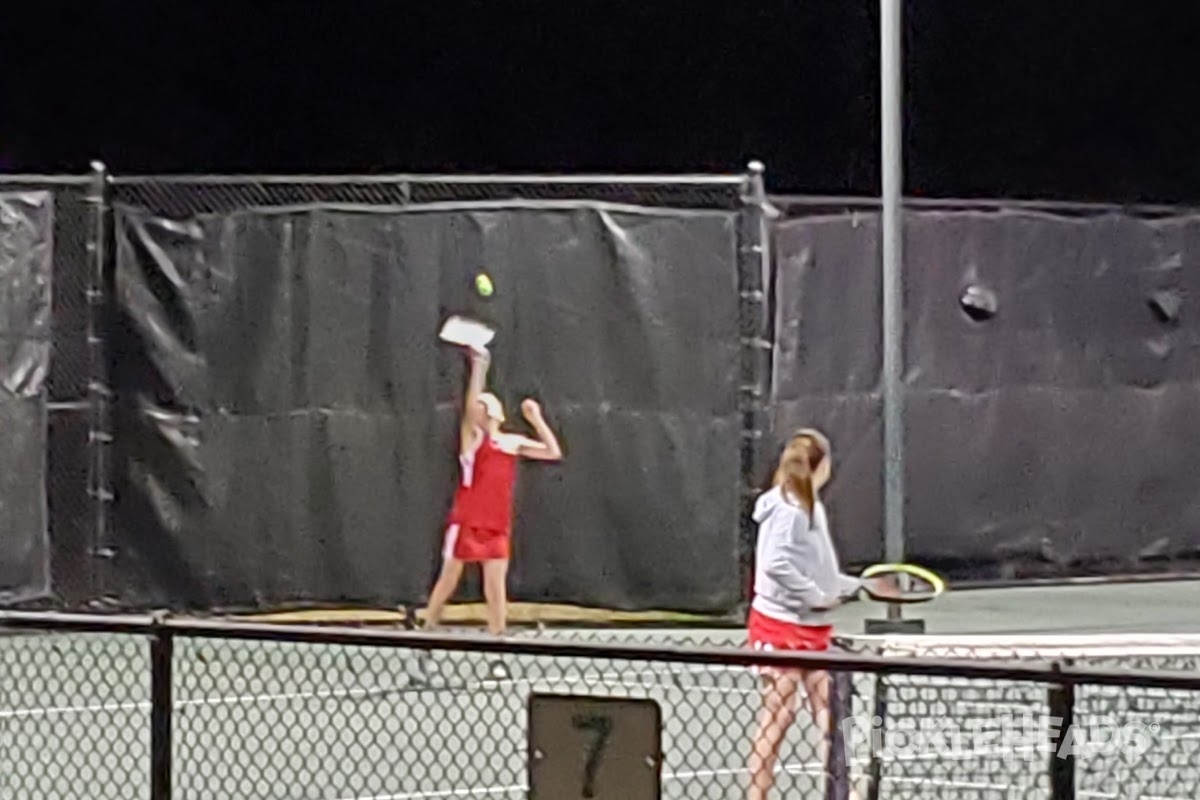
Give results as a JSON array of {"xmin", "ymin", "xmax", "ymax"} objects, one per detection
[{"xmin": 3, "ymin": 580, "xmax": 1199, "ymax": 799}]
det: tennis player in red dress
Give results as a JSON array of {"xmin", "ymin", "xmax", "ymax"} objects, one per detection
[
  {"xmin": 421, "ymin": 345, "xmax": 562, "ymax": 648},
  {"xmin": 747, "ymin": 429, "xmax": 894, "ymax": 800}
]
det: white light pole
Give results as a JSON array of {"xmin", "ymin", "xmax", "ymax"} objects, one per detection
[{"xmin": 880, "ymin": 0, "xmax": 907, "ymax": 624}]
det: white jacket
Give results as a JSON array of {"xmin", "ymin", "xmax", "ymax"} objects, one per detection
[{"xmin": 751, "ymin": 486, "xmax": 862, "ymax": 625}]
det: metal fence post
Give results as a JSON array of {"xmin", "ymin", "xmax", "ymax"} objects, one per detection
[
  {"xmin": 84, "ymin": 161, "xmax": 113, "ymax": 606},
  {"xmin": 738, "ymin": 161, "xmax": 774, "ymax": 602},
  {"xmin": 825, "ymin": 668, "xmax": 853, "ymax": 800},
  {"xmin": 865, "ymin": 672, "xmax": 887, "ymax": 800},
  {"xmin": 1048, "ymin": 660, "xmax": 1076, "ymax": 800},
  {"xmin": 150, "ymin": 614, "xmax": 174, "ymax": 800}
]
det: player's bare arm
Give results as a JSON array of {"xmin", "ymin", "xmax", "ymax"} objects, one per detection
[
  {"xmin": 516, "ymin": 399, "xmax": 563, "ymax": 461},
  {"xmin": 460, "ymin": 347, "xmax": 490, "ymax": 455}
]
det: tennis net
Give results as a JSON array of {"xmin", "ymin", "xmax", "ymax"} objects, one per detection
[{"xmin": 833, "ymin": 634, "xmax": 1200, "ymax": 800}]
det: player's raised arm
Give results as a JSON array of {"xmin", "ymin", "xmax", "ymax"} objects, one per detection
[
  {"xmin": 460, "ymin": 347, "xmax": 491, "ymax": 454},
  {"xmin": 516, "ymin": 399, "xmax": 563, "ymax": 461}
]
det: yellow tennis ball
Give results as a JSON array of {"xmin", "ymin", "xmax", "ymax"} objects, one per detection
[{"xmin": 475, "ymin": 273, "xmax": 494, "ymax": 297}]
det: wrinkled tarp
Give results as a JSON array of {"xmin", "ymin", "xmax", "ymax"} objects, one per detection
[
  {"xmin": 0, "ymin": 192, "xmax": 52, "ymax": 602},
  {"xmin": 111, "ymin": 203, "xmax": 742, "ymax": 612},
  {"xmin": 772, "ymin": 209, "xmax": 1200, "ymax": 578}
]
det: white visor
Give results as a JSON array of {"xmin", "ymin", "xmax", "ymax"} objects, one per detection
[{"xmin": 478, "ymin": 393, "xmax": 505, "ymax": 422}]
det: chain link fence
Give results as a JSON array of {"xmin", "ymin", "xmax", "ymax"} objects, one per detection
[
  {"xmin": 108, "ymin": 174, "xmax": 749, "ymax": 217},
  {"xmin": 834, "ymin": 635, "xmax": 1200, "ymax": 800},
  {"xmin": 1, "ymin": 630, "xmax": 149, "ymax": 797},
  {"xmin": 2, "ymin": 615, "xmax": 1199, "ymax": 800}
]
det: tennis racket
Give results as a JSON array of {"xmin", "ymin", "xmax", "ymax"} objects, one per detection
[
  {"xmin": 439, "ymin": 315, "xmax": 495, "ymax": 350},
  {"xmin": 859, "ymin": 562, "xmax": 946, "ymax": 604}
]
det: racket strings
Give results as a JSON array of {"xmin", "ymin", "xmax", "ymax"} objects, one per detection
[
  {"xmin": 860, "ymin": 563, "xmax": 947, "ymax": 602},
  {"xmin": 902, "ymin": 572, "xmax": 937, "ymax": 596}
]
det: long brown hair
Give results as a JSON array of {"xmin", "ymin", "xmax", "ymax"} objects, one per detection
[{"xmin": 772, "ymin": 429, "xmax": 829, "ymax": 518}]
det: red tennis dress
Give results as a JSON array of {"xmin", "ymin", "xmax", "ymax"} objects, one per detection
[
  {"xmin": 747, "ymin": 608, "xmax": 833, "ymax": 653},
  {"xmin": 444, "ymin": 434, "xmax": 519, "ymax": 562}
]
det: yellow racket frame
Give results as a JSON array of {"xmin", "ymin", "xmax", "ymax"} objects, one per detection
[{"xmin": 860, "ymin": 562, "xmax": 947, "ymax": 602}]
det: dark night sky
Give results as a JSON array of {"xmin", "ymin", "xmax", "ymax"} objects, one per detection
[{"xmin": 2, "ymin": 1, "xmax": 1199, "ymax": 203}]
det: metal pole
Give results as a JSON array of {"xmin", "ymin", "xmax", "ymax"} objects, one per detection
[
  {"xmin": 150, "ymin": 616, "xmax": 174, "ymax": 800},
  {"xmin": 85, "ymin": 161, "xmax": 113, "ymax": 606},
  {"xmin": 880, "ymin": 0, "xmax": 906, "ymax": 621},
  {"xmin": 743, "ymin": 160, "xmax": 773, "ymax": 437},
  {"xmin": 1048, "ymin": 661, "xmax": 1076, "ymax": 800},
  {"xmin": 746, "ymin": 160, "xmax": 773, "ymax": 313},
  {"xmin": 739, "ymin": 161, "xmax": 773, "ymax": 605}
]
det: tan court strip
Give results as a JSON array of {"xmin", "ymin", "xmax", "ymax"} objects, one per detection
[{"xmin": 232, "ymin": 602, "xmax": 719, "ymax": 626}]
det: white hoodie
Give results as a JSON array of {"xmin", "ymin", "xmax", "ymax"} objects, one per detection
[{"xmin": 751, "ymin": 486, "xmax": 863, "ymax": 625}]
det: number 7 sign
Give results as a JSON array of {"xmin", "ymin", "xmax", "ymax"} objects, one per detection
[{"xmin": 528, "ymin": 694, "xmax": 662, "ymax": 800}]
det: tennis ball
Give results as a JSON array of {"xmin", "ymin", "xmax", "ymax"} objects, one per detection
[{"xmin": 475, "ymin": 272, "xmax": 494, "ymax": 297}]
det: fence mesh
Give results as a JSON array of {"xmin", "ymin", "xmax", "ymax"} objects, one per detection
[
  {"xmin": 0, "ymin": 628, "xmax": 830, "ymax": 800},
  {"xmin": 171, "ymin": 636, "xmax": 831, "ymax": 799},
  {"xmin": 1, "ymin": 631, "xmax": 149, "ymax": 799},
  {"xmin": 110, "ymin": 175, "xmax": 748, "ymax": 218},
  {"xmin": 2, "ymin": 625, "xmax": 1200, "ymax": 800},
  {"xmin": 838, "ymin": 634, "xmax": 1200, "ymax": 800}
]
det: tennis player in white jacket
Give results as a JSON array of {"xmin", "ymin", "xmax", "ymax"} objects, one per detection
[{"xmin": 747, "ymin": 428, "xmax": 889, "ymax": 800}]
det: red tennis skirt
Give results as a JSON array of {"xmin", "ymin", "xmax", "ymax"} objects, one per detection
[
  {"xmin": 748, "ymin": 607, "xmax": 833, "ymax": 653},
  {"xmin": 443, "ymin": 524, "xmax": 511, "ymax": 562}
]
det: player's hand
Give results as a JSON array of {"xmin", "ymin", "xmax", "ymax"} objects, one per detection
[
  {"xmin": 469, "ymin": 345, "xmax": 490, "ymax": 364},
  {"xmin": 521, "ymin": 398, "xmax": 542, "ymax": 421},
  {"xmin": 866, "ymin": 576, "xmax": 901, "ymax": 599}
]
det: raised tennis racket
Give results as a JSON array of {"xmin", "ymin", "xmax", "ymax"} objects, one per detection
[
  {"xmin": 859, "ymin": 562, "xmax": 946, "ymax": 604},
  {"xmin": 439, "ymin": 315, "xmax": 495, "ymax": 350}
]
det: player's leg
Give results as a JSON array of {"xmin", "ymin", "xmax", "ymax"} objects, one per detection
[
  {"xmin": 481, "ymin": 558, "xmax": 509, "ymax": 636},
  {"xmin": 423, "ymin": 558, "xmax": 464, "ymax": 629},
  {"xmin": 749, "ymin": 669, "xmax": 801, "ymax": 800},
  {"xmin": 409, "ymin": 532, "xmax": 466, "ymax": 687},
  {"xmin": 423, "ymin": 527, "xmax": 467, "ymax": 629},
  {"xmin": 480, "ymin": 557, "xmax": 512, "ymax": 680},
  {"xmin": 801, "ymin": 669, "xmax": 831, "ymax": 764}
]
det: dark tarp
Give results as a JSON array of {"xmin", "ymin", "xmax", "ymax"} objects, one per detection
[
  {"xmin": 772, "ymin": 209, "xmax": 1200, "ymax": 579},
  {"xmin": 110, "ymin": 203, "xmax": 741, "ymax": 612},
  {"xmin": 0, "ymin": 192, "xmax": 52, "ymax": 602},
  {"xmin": 770, "ymin": 212, "xmax": 884, "ymax": 566}
]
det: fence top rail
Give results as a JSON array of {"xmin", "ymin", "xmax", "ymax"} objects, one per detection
[
  {"xmin": 771, "ymin": 192, "xmax": 1200, "ymax": 217},
  {"xmin": 0, "ymin": 174, "xmax": 92, "ymax": 186},
  {"xmin": 110, "ymin": 172, "xmax": 750, "ymax": 186},
  {"xmin": 113, "ymin": 198, "xmax": 740, "ymax": 218},
  {"xmin": 3, "ymin": 611, "xmax": 1199, "ymax": 692}
]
